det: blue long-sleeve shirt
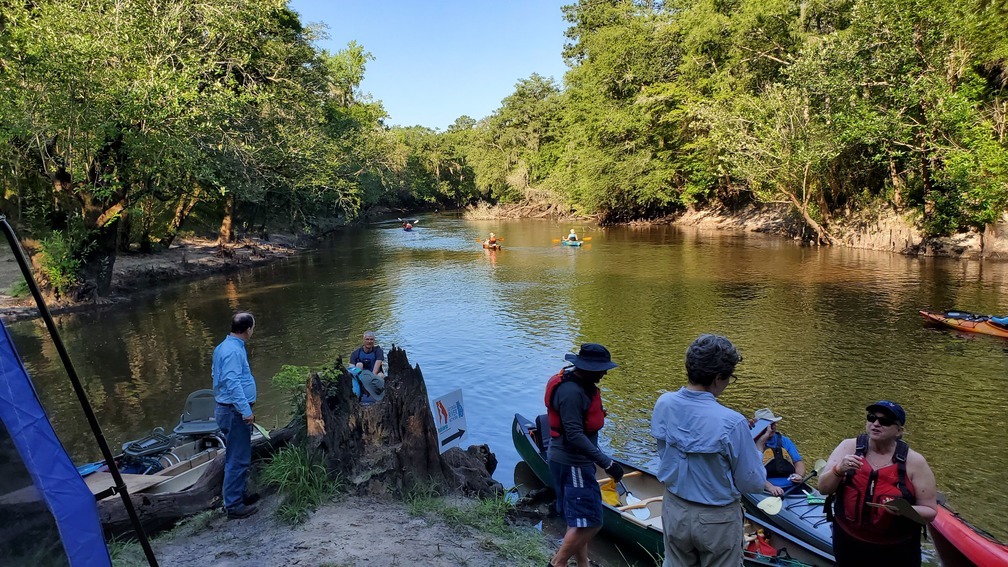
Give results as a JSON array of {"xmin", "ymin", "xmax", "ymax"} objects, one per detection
[
  {"xmin": 651, "ymin": 387, "xmax": 767, "ymax": 506},
  {"xmin": 212, "ymin": 335, "xmax": 256, "ymax": 418}
]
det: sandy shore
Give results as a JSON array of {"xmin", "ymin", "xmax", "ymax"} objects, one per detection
[
  {"xmin": 111, "ymin": 493, "xmax": 551, "ymax": 567},
  {"xmin": 0, "ymin": 236, "xmax": 301, "ymax": 322}
]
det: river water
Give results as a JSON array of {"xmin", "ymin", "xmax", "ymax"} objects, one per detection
[{"xmin": 7, "ymin": 214, "xmax": 1008, "ymax": 558}]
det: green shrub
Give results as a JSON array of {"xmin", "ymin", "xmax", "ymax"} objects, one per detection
[
  {"xmin": 6, "ymin": 280, "xmax": 29, "ymax": 298},
  {"xmin": 260, "ymin": 445, "xmax": 340, "ymax": 524},
  {"xmin": 38, "ymin": 231, "xmax": 80, "ymax": 297}
]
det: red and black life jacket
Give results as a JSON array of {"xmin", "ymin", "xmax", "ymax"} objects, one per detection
[
  {"xmin": 826, "ymin": 434, "xmax": 921, "ymax": 544},
  {"xmin": 544, "ymin": 368, "xmax": 605, "ymax": 438}
]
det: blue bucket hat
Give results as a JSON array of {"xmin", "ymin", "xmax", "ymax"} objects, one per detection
[
  {"xmin": 565, "ymin": 343, "xmax": 618, "ymax": 372},
  {"xmin": 866, "ymin": 400, "xmax": 906, "ymax": 426}
]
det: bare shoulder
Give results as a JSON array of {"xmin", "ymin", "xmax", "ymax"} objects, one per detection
[{"xmin": 906, "ymin": 447, "xmax": 932, "ymax": 469}]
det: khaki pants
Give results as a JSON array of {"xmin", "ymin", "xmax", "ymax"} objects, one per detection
[{"xmin": 661, "ymin": 491, "xmax": 743, "ymax": 567}]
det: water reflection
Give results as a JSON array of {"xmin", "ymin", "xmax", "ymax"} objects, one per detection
[{"xmin": 5, "ymin": 215, "xmax": 1007, "ymax": 552}]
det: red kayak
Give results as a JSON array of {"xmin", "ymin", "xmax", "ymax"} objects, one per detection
[
  {"xmin": 918, "ymin": 310, "xmax": 1008, "ymax": 338},
  {"xmin": 929, "ymin": 503, "xmax": 1008, "ymax": 567}
]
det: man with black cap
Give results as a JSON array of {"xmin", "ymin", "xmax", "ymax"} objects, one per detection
[
  {"xmin": 544, "ymin": 343, "xmax": 623, "ymax": 567},
  {"xmin": 650, "ymin": 334, "xmax": 772, "ymax": 567},
  {"xmin": 819, "ymin": 400, "xmax": 938, "ymax": 565}
]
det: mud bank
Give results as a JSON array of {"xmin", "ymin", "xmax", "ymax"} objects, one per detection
[{"xmin": 0, "ymin": 236, "xmax": 302, "ymax": 322}]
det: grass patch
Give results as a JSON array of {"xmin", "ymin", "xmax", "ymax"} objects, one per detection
[
  {"xmin": 261, "ymin": 445, "xmax": 341, "ymax": 524},
  {"xmin": 107, "ymin": 510, "xmax": 219, "ymax": 567},
  {"xmin": 405, "ymin": 489, "xmax": 550, "ymax": 564}
]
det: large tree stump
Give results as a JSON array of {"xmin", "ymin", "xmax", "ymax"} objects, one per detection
[{"xmin": 306, "ymin": 346, "xmax": 502, "ymax": 497}]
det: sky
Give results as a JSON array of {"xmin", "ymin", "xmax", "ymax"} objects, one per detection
[{"xmin": 288, "ymin": 1, "xmax": 571, "ymax": 131}]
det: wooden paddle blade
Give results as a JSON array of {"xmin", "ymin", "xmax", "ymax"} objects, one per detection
[
  {"xmin": 617, "ymin": 495, "xmax": 662, "ymax": 511},
  {"xmin": 757, "ymin": 496, "xmax": 783, "ymax": 515}
]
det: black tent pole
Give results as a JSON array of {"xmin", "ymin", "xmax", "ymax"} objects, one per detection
[{"xmin": 0, "ymin": 217, "xmax": 159, "ymax": 567}]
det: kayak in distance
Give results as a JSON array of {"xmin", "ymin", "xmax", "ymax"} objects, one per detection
[
  {"xmin": 561, "ymin": 239, "xmax": 582, "ymax": 247},
  {"xmin": 482, "ymin": 243, "xmax": 502, "ymax": 250},
  {"xmin": 918, "ymin": 310, "xmax": 1008, "ymax": 338}
]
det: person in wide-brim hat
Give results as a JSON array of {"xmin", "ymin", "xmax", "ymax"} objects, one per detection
[
  {"xmin": 564, "ymin": 343, "xmax": 619, "ymax": 372},
  {"xmin": 546, "ymin": 343, "xmax": 621, "ymax": 567}
]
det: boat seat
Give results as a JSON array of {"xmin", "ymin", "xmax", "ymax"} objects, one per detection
[
  {"xmin": 534, "ymin": 414, "xmax": 551, "ymax": 454},
  {"xmin": 173, "ymin": 389, "xmax": 220, "ymax": 438}
]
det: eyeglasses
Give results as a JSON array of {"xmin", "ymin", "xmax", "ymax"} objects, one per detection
[
  {"xmin": 729, "ymin": 373, "xmax": 738, "ymax": 384},
  {"xmin": 866, "ymin": 413, "xmax": 897, "ymax": 427}
]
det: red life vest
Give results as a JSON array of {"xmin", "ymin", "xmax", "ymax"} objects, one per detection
[
  {"xmin": 544, "ymin": 368, "xmax": 605, "ymax": 438},
  {"xmin": 831, "ymin": 434, "xmax": 920, "ymax": 544}
]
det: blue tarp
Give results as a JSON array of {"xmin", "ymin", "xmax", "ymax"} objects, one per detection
[{"xmin": 0, "ymin": 319, "xmax": 111, "ymax": 567}]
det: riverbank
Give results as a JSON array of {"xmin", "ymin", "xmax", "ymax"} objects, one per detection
[
  {"xmin": 0, "ymin": 235, "xmax": 302, "ymax": 322},
  {"xmin": 469, "ymin": 200, "xmax": 1008, "ymax": 260},
  {"xmin": 110, "ymin": 492, "xmax": 552, "ymax": 567}
]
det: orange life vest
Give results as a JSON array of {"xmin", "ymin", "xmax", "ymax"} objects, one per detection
[{"xmin": 544, "ymin": 368, "xmax": 605, "ymax": 438}]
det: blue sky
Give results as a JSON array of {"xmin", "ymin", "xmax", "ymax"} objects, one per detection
[{"xmin": 288, "ymin": 1, "xmax": 570, "ymax": 131}]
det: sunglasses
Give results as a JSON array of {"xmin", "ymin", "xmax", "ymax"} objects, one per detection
[{"xmin": 866, "ymin": 413, "xmax": 898, "ymax": 427}]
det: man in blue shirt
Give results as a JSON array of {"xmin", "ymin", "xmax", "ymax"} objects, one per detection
[
  {"xmin": 213, "ymin": 312, "xmax": 259, "ymax": 519},
  {"xmin": 350, "ymin": 331, "xmax": 385, "ymax": 377},
  {"xmin": 651, "ymin": 334, "xmax": 772, "ymax": 567},
  {"xmin": 751, "ymin": 407, "xmax": 807, "ymax": 495}
]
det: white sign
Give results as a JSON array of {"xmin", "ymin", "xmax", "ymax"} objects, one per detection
[{"xmin": 431, "ymin": 389, "xmax": 467, "ymax": 453}]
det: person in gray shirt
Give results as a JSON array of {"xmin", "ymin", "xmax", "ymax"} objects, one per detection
[{"xmin": 651, "ymin": 334, "xmax": 772, "ymax": 567}]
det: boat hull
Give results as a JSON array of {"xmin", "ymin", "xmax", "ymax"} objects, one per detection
[
  {"xmin": 929, "ymin": 503, "xmax": 1008, "ymax": 567},
  {"xmin": 919, "ymin": 310, "xmax": 1008, "ymax": 338},
  {"xmin": 483, "ymin": 243, "xmax": 501, "ymax": 250},
  {"xmin": 512, "ymin": 413, "xmax": 822, "ymax": 566},
  {"xmin": 561, "ymin": 240, "xmax": 582, "ymax": 247}
]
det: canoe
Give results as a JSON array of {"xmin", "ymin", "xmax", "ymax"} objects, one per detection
[
  {"xmin": 929, "ymin": 502, "xmax": 1008, "ymax": 567},
  {"xmin": 918, "ymin": 309, "xmax": 1008, "ymax": 338},
  {"xmin": 561, "ymin": 239, "xmax": 582, "ymax": 247},
  {"xmin": 76, "ymin": 389, "xmax": 260, "ymax": 500},
  {"xmin": 483, "ymin": 243, "xmax": 502, "ymax": 250},
  {"xmin": 512, "ymin": 413, "xmax": 824, "ymax": 566}
]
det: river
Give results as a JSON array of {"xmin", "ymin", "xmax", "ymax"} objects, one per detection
[{"xmin": 7, "ymin": 214, "xmax": 1008, "ymax": 561}]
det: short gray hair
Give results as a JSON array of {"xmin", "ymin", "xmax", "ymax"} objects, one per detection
[
  {"xmin": 685, "ymin": 334, "xmax": 741, "ymax": 387},
  {"xmin": 363, "ymin": 331, "xmax": 376, "ymax": 339}
]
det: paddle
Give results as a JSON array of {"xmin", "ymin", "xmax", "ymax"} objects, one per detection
[
  {"xmin": 618, "ymin": 480, "xmax": 651, "ymax": 520},
  {"xmin": 617, "ymin": 495, "xmax": 662, "ymax": 511},
  {"xmin": 756, "ymin": 458, "xmax": 827, "ymax": 515},
  {"xmin": 252, "ymin": 422, "xmax": 271, "ymax": 440},
  {"xmin": 866, "ymin": 498, "xmax": 927, "ymax": 524},
  {"xmin": 553, "ymin": 236, "xmax": 593, "ymax": 243},
  {"xmin": 474, "ymin": 238, "xmax": 503, "ymax": 242}
]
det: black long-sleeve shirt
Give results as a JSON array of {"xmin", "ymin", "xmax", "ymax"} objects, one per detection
[{"xmin": 547, "ymin": 378, "xmax": 612, "ymax": 468}]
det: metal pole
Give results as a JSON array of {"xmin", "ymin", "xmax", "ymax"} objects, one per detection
[{"xmin": 0, "ymin": 217, "xmax": 159, "ymax": 567}]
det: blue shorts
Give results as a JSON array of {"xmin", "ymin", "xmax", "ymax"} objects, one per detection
[{"xmin": 549, "ymin": 461, "xmax": 603, "ymax": 528}]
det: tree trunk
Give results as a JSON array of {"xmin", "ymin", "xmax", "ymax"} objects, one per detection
[
  {"xmin": 219, "ymin": 192, "xmax": 235, "ymax": 245},
  {"xmin": 160, "ymin": 186, "xmax": 202, "ymax": 249},
  {"xmin": 77, "ymin": 219, "xmax": 120, "ymax": 299},
  {"xmin": 306, "ymin": 347, "xmax": 502, "ymax": 498}
]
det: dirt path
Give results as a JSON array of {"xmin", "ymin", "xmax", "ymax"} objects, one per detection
[
  {"xmin": 0, "ymin": 236, "xmax": 301, "ymax": 322},
  {"xmin": 113, "ymin": 494, "xmax": 547, "ymax": 567}
]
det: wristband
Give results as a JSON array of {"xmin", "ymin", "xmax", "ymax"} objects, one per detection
[{"xmin": 832, "ymin": 464, "xmax": 844, "ymax": 477}]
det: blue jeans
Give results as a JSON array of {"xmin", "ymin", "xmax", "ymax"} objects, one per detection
[{"xmin": 215, "ymin": 404, "xmax": 252, "ymax": 511}]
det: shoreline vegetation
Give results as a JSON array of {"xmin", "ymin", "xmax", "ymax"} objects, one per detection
[{"xmin": 2, "ymin": 1, "xmax": 1005, "ymax": 310}]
